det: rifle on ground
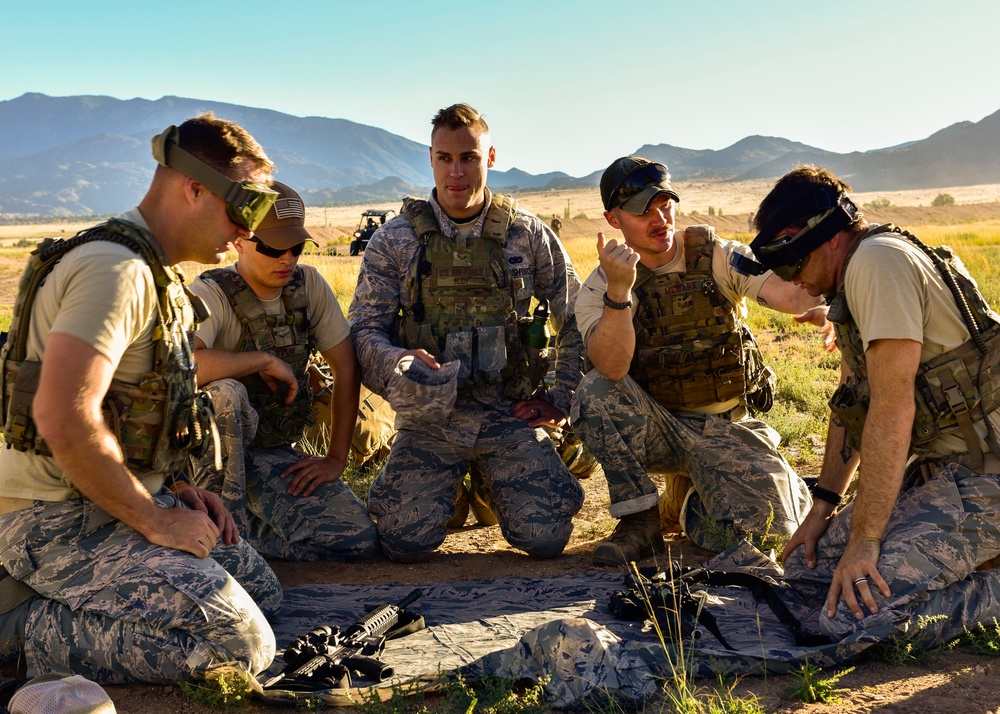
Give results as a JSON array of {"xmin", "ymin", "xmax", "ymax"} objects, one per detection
[{"xmin": 262, "ymin": 588, "xmax": 423, "ymax": 691}]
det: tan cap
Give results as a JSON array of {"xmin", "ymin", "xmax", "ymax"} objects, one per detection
[{"xmin": 253, "ymin": 181, "xmax": 318, "ymax": 250}]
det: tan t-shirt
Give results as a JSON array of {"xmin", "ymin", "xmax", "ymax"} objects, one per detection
[
  {"xmin": 843, "ymin": 230, "xmax": 1000, "ymax": 456},
  {"xmin": 189, "ymin": 264, "xmax": 350, "ymax": 355},
  {"xmin": 576, "ymin": 228, "xmax": 771, "ymax": 414},
  {"xmin": 0, "ymin": 210, "xmax": 167, "ymax": 500}
]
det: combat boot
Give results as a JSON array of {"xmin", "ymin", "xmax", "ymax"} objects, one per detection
[
  {"xmin": 593, "ymin": 505, "xmax": 665, "ymax": 566},
  {"xmin": 469, "ymin": 477, "xmax": 498, "ymax": 526},
  {"xmin": 657, "ymin": 472, "xmax": 693, "ymax": 534},
  {"xmin": 447, "ymin": 483, "xmax": 470, "ymax": 529}
]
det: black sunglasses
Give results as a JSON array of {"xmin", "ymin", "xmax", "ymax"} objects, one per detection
[
  {"xmin": 249, "ymin": 236, "xmax": 305, "ymax": 259},
  {"xmin": 609, "ymin": 163, "xmax": 671, "ymax": 210}
]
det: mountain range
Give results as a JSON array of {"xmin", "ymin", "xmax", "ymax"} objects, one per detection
[{"xmin": 1, "ymin": 93, "xmax": 998, "ymax": 216}]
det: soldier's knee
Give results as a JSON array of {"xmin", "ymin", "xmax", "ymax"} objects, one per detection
[
  {"xmin": 376, "ymin": 518, "xmax": 443, "ymax": 563},
  {"xmin": 507, "ymin": 521, "xmax": 573, "ymax": 560}
]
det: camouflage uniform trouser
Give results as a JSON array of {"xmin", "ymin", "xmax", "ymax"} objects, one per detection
[
  {"xmin": 571, "ymin": 370, "xmax": 811, "ymax": 551},
  {"xmin": 785, "ymin": 463, "xmax": 1000, "ymax": 644},
  {"xmin": 367, "ymin": 409, "xmax": 585, "ymax": 562},
  {"xmin": 0, "ymin": 491, "xmax": 280, "ymax": 684},
  {"xmin": 192, "ymin": 379, "xmax": 379, "ymax": 562}
]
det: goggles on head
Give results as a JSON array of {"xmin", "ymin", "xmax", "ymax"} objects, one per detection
[
  {"xmin": 749, "ymin": 188, "xmax": 859, "ymax": 280},
  {"xmin": 249, "ymin": 236, "xmax": 305, "ymax": 259},
  {"xmin": 607, "ymin": 162, "xmax": 672, "ymax": 211},
  {"xmin": 151, "ymin": 126, "xmax": 277, "ymax": 232}
]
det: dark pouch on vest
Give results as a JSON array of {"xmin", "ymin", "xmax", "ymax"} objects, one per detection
[{"xmin": 829, "ymin": 377, "xmax": 869, "ymax": 449}]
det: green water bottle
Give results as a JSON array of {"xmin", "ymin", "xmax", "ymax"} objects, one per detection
[{"xmin": 522, "ymin": 300, "xmax": 551, "ymax": 350}]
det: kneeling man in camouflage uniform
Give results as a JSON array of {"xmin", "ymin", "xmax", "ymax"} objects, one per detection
[
  {"xmin": 573, "ymin": 156, "xmax": 829, "ymax": 563},
  {"xmin": 0, "ymin": 116, "xmax": 280, "ymax": 683},
  {"xmin": 756, "ymin": 167, "xmax": 1000, "ymax": 640},
  {"xmin": 189, "ymin": 182, "xmax": 378, "ymax": 562},
  {"xmin": 350, "ymin": 104, "xmax": 585, "ymax": 562}
]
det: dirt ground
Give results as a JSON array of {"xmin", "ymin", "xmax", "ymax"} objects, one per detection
[{"xmin": 5, "ymin": 185, "xmax": 1000, "ymax": 711}]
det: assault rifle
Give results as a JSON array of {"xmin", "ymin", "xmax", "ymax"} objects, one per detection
[{"xmin": 262, "ymin": 589, "xmax": 422, "ymax": 692}]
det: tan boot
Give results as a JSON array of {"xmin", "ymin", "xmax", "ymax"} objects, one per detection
[
  {"xmin": 657, "ymin": 472, "xmax": 693, "ymax": 534},
  {"xmin": 593, "ymin": 505, "xmax": 665, "ymax": 566},
  {"xmin": 446, "ymin": 483, "xmax": 470, "ymax": 529},
  {"xmin": 469, "ymin": 477, "xmax": 499, "ymax": 526}
]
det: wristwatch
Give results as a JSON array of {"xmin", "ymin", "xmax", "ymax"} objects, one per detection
[{"xmin": 603, "ymin": 292, "xmax": 632, "ymax": 310}]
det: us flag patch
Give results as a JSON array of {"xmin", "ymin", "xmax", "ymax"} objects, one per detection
[{"xmin": 274, "ymin": 198, "xmax": 304, "ymax": 219}]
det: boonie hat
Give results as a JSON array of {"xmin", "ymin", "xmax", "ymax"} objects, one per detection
[
  {"xmin": 253, "ymin": 182, "xmax": 319, "ymax": 250},
  {"xmin": 600, "ymin": 156, "xmax": 680, "ymax": 214},
  {"xmin": 9, "ymin": 673, "xmax": 116, "ymax": 714},
  {"xmin": 386, "ymin": 357, "xmax": 461, "ymax": 421}
]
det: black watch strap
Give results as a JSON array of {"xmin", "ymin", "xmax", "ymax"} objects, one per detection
[
  {"xmin": 603, "ymin": 292, "xmax": 632, "ymax": 310},
  {"xmin": 810, "ymin": 485, "xmax": 842, "ymax": 507}
]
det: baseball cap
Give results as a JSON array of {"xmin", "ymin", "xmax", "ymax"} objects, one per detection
[
  {"xmin": 600, "ymin": 157, "xmax": 680, "ymax": 213},
  {"xmin": 386, "ymin": 356, "xmax": 461, "ymax": 421},
  {"xmin": 8, "ymin": 673, "xmax": 115, "ymax": 714},
  {"xmin": 252, "ymin": 182, "xmax": 318, "ymax": 250}
]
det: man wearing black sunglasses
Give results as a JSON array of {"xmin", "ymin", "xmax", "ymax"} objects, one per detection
[
  {"xmin": 572, "ymin": 156, "xmax": 831, "ymax": 565},
  {"xmin": 189, "ymin": 182, "xmax": 378, "ymax": 563},
  {"xmin": 0, "ymin": 115, "xmax": 281, "ymax": 683},
  {"xmin": 752, "ymin": 166, "xmax": 1000, "ymax": 642},
  {"xmin": 350, "ymin": 103, "xmax": 585, "ymax": 563}
]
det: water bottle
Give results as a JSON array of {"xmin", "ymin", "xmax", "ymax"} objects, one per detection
[{"xmin": 522, "ymin": 300, "xmax": 551, "ymax": 350}]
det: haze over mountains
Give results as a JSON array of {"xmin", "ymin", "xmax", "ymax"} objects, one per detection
[{"xmin": 1, "ymin": 93, "xmax": 998, "ymax": 216}]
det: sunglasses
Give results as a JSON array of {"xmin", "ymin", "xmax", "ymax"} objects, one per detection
[
  {"xmin": 754, "ymin": 206, "xmax": 841, "ymax": 280},
  {"xmin": 249, "ymin": 236, "xmax": 305, "ymax": 259},
  {"xmin": 608, "ymin": 163, "xmax": 671, "ymax": 210}
]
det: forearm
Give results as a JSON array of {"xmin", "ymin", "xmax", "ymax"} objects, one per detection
[
  {"xmin": 816, "ymin": 413, "xmax": 861, "ymax": 497},
  {"xmin": 547, "ymin": 313, "xmax": 584, "ymax": 414},
  {"xmin": 850, "ymin": 398, "xmax": 912, "ymax": 543},
  {"xmin": 44, "ymin": 416, "xmax": 162, "ymax": 534},
  {"xmin": 847, "ymin": 339, "xmax": 921, "ymax": 544},
  {"xmin": 586, "ymin": 311, "xmax": 635, "ymax": 380},
  {"xmin": 326, "ymin": 366, "xmax": 360, "ymax": 465},
  {"xmin": 194, "ymin": 347, "xmax": 274, "ymax": 385}
]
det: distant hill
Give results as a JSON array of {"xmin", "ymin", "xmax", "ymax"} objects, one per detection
[{"xmin": 0, "ymin": 93, "xmax": 997, "ymax": 216}]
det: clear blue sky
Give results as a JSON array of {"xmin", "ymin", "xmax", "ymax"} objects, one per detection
[{"xmin": 3, "ymin": 0, "xmax": 998, "ymax": 177}]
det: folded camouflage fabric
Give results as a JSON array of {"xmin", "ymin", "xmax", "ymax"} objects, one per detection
[{"xmin": 386, "ymin": 357, "xmax": 460, "ymax": 421}]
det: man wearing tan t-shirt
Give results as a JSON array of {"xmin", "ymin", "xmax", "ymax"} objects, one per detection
[
  {"xmin": 0, "ymin": 115, "xmax": 281, "ymax": 683},
  {"xmin": 572, "ymin": 156, "xmax": 831, "ymax": 565},
  {"xmin": 188, "ymin": 182, "xmax": 378, "ymax": 562},
  {"xmin": 753, "ymin": 165, "xmax": 1000, "ymax": 644}
]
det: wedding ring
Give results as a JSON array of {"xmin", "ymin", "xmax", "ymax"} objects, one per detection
[{"xmin": 853, "ymin": 576, "xmax": 868, "ymax": 586}]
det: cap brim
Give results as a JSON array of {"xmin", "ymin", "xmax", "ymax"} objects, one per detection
[
  {"xmin": 252, "ymin": 224, "xmax": 318, "ymax": 249},
  {"xmin": 619, "ymin": 186, "xmax": 681, "ymax": 214}
]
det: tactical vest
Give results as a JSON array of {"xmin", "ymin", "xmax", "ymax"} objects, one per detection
[
  {"xmin": 201, "ymin": 267, "xmax": 317, "ymax": 448},
  {"xmin": 397, "ymin": 194, "xmax": 548, "ymax": 400},
  {"xmin": 828, "ymin": 225, "xmax": 1000, "ymax": 468},
  {"xmin": 1, "ymin": 219, "xmax": 217, "ymax": 474},
  {"xmin": 628, "ymin": 226, "xmax": 775, "ymax": 413}
]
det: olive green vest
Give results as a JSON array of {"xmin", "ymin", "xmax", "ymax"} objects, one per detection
[
  {"xmin": 828, "ymin": 225, "xmax": 1000, "ymax": 468},
  {"xmin": 397, "ymin": 194, "xmax": 548, "ymax": 400},
  {"xmin": 201, "ymin": 266, "xmax": 317, "ymax": 448},
  {"xmin": 1, "ymin": 219, "xmax": 216, "ymax": 474},
  {"xmin": 628, "ymin": 226, "xmax": 775, "ymax": 413}
]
